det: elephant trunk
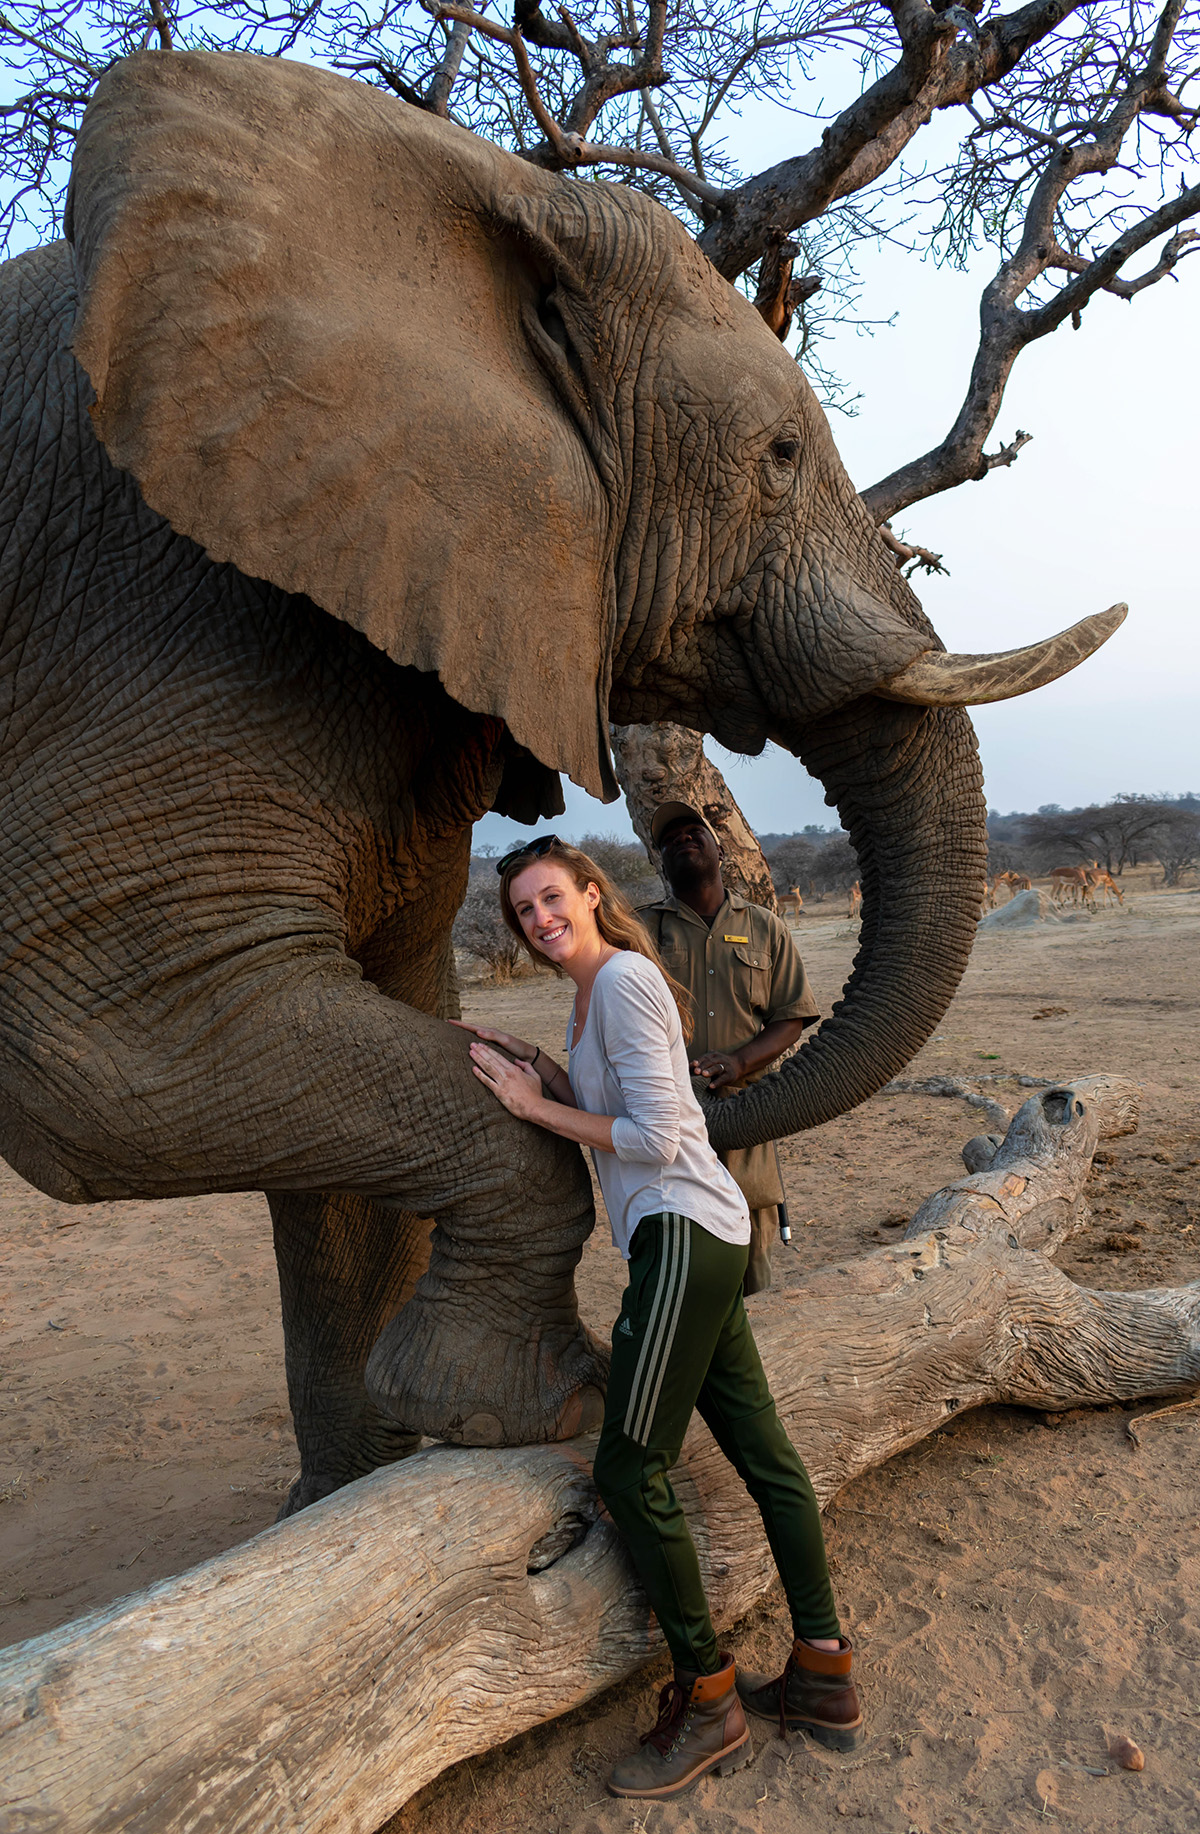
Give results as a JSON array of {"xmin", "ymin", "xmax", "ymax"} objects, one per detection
[{"xmin": 703, "ymin": 697, "xmax": 986, "ymax": 1151}]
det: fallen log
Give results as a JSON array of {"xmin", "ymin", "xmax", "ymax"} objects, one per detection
[{"xmin": 3, "ymin": 1076, "xmax": 1198, "ymax": 1832}]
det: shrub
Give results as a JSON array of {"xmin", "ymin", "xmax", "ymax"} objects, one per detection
[
  {"xmin": 452, "ymin": 879, "xmax": 524, "ymax": 981},
  {"xmin": 574, "ymin": 832, "xmax": 663, "ymax": 907},
  {"xmin": 809, "ymin": 835, "xmax": 860, "ymax": 894},
  {"xmin": 764, "ymin": 835, "xmax": 818, "ymax": 895}
]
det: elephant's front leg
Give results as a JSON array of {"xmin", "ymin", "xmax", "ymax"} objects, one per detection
[
  {"xmin": 346, "ymin": 854, "xmax": 609, "ymax": 1447},
  {"xmin": 269, "ymin": 1189, "xmax": 432, "ymax": 1517},
  {"xmin": 15, "ymin": 941, "xmax": 610, "ymax": 1448},
  {"xmin": 365, "ymin": 1146, "xmax": 610, "ymax": 1445}
]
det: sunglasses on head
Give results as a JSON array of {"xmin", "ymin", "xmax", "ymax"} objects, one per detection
[{"xmin": 494, "ymin": 834, "xmax": 562, "ymax": 876}]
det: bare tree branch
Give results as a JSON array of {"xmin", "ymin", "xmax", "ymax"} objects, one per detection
[
  {"xmin": 560, "ymin": 138, "xmax": 729, "ymax": 206},
  {"xmin": 0, "ymin": 13, "xmax": 101, "ymax": 80},
  {"xmin": 862, "ymin": 178, "xmax": 1200, "ymax": 524},
  {"xmin": 1049, "ymin": 226, "xmax": 1200, "ymax": 298},
  {"xmin": 982, "ymin": 427, "xmax": 1033, "ymax": 471},
  {"xmin": 426, "ymin": 17, "xmax": 471, "ymax": 117},
  {"xmin": 751, "ymin": 228, "xmax": 823, "ymax": 341},
  {"xmin": 423, "ymin": 2, "xmax": 727, "ymax": 200},
  {"xmin": 332, "ymin": 57, "xmax": 429, "ymax": 110},
  {"xmin": 427, "ymin": 3, "xmax": 570, "ymax": 152},
  {"xmin": 142, "ymin": 0, "xmax": 173, "ymax": 54},
  {"xmin": 860, "ymin": 0, "xmax": 1200, "ymax": 526},
  {"xmin": 879, "ymin": 522, "xmax": 949, "ymax": 576},
  {"xmin": 696, "ymin": 0, "xmax": 1090, "ymax": 279}
]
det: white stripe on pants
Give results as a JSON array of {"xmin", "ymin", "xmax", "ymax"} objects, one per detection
[{"xmin": 623, "ymin": 1212, "xmax": 692, "ymax": 1446}]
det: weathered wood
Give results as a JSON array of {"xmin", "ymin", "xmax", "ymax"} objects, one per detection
[
  {"xmin": 3, "ymin": 1076, "xmax": 1198, "ymax": 1832},
  {"xmin": 911, "ymin": 1073, "xmax": 1142, "ymax": 1247},
  {"xmin": 610, "ymin": 721, "xmax": 777, "ymax": 911}
]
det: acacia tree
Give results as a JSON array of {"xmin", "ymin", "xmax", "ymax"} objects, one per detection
[
  {"xmin": 2, "ymin": 0, "xmax": 1196, "ymax": 868},
  {"xmin": 1153, "ymin": 805, "xmax": 1200, "ymax": 884},
  {"xmin": 1021, "ymin": 794, "xmax": 1186, "ymax": 874}
]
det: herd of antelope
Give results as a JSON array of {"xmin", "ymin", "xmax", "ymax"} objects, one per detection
[
  {"xmin": 776, "ymin": 873, "xmax": 1129, "ymax": 922},
  {"xmin": 778, "ymin": 881, "xmax": 862, "ymax": 921},
  {"xmin": 778, "ymin": 866, "xmax": 1124, "ymax": 925},
  {"xmin": 985, "ymin": 860, "xmax": 1125, "ymax": 912}
]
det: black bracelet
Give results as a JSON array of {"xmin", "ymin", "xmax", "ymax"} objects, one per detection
[{"xmin": 530, "ymin": 1047, "xmax": 543, "ymax": 1075}]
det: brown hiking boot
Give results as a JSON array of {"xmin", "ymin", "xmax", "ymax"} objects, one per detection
[
  {"xmin": 736, "ymin": 1636, "xmax": 863, "ymax": 1751},
  {"xmin": 607, "ymin": 1654, "xmax": 752, "ymax": 1799}
]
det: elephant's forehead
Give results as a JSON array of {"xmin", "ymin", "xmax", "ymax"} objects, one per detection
[
  {"xmin": 656, "ymin": 306, "xmax": 813, "ymax": 435},
  {"xmin": 601, "ymin": 193, "xmax": 808, "ymax": 407}
]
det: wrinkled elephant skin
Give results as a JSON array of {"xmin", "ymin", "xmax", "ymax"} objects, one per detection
[{"xmin": 1, "ymin": 48, "xmax": 1058, "ymax": 1504}]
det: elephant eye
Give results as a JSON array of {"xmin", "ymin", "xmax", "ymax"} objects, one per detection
[
  {"xmin": 770, "ymin": 437, "xmax": 800, "ymax": 466},
  {"xmin": 532, "ymin": 282, "xmax": 587, "ymax": 397},
  {"xmin": 536, "ymin": 286, "xmax": 571, "ymax": 356}
]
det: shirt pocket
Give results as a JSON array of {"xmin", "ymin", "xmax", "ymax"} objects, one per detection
[
  {"xmin": 657, "ymin": 944, "xmax": 691, "ymax": 988},
  {"xmin": 732, "ymin": 943, "xmax": 771, "ymax": 1010}
]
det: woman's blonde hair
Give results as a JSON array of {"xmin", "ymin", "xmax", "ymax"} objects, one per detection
[{"xmin": 498, "ymin": 839, "xmax": 694, "ymax": 1043}]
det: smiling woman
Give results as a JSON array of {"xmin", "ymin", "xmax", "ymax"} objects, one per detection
[{"xmin": 453, "ymin": 836, "xmax": 861, "ymax": 1801}]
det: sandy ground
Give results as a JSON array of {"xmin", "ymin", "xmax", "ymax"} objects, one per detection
[{"xmin": 2, "ymin": 871, "xmax": 1198, "ymax": 1833}]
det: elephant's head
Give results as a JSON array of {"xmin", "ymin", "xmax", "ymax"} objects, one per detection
[{"xmin": 68, "ymin": 49, "xmax": 1122, "ymax": 1135}]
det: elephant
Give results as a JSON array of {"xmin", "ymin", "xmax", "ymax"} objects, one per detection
[{"xmin": 0, "ymin": 49, "xmax": 1122, "ymax": 1513}]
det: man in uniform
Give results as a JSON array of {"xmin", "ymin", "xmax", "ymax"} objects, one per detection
[{"xmin": 638, "ymin": 802, "xmax": 820, "ymax": 1294}]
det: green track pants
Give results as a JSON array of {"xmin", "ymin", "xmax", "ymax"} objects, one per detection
[{"xmin": 592, "ymin": 1211, "xmax": 840, "ymax": 1676}]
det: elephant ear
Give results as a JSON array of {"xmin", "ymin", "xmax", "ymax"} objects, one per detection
[{"xmin": 67, "ymin": 49, "xmax": 619, "ymax": 802}]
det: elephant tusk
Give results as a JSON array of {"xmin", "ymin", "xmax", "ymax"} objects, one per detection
[{"xmin": 875, "ymin": 604, "xmax": 1127, "ymax": 707}]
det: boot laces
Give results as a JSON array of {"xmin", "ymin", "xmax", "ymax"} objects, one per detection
[{"xmin": 642, "ymin": 1680, "xmax": 693, "ymax": 1755}]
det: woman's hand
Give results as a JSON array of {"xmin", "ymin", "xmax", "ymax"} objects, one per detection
[
  {"xmin": 450, "ymin": 1018, "xmax": 536, "ymax": 1064},
  {"xmin": 690, "ymin": 1048, "xmax": 745, "ymax": 1092},
  {"xmin": 469, "ymin": 1041, "xmax": 547, "ymax": 1122}
]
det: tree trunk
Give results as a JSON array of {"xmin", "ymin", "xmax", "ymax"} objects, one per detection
[
  {"xmin": 610, "ymin": 721, "xmax": 778, "ymax": 911},
  {"xmin": 4, "ymin": 1077, "xmax": 1197, "ymax": 1834}
]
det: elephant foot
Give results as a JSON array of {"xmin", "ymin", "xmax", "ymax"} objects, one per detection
[
  {"xmin": 275, "ymin": 1418, "xmax": 425, "ymax": 1520},
  {"xmin": 276, "ymin": 1470, "xmax": 349, "ymax": 1521},
  {"xmin": 366, "ymin": 1294, "xmax": 610, "ymax": 1446}
]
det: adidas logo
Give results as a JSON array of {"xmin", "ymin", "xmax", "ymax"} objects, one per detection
[{"xmin": 617, "ymin": 1316, "xmax": 634, "ymax": 1338}]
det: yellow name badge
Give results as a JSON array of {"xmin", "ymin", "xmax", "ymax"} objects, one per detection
[{"xmin": 724, "ymin": 934, "xmax": 749, "ymax": 943}]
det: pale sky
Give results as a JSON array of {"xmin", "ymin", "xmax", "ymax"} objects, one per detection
[{"xmin": 476, "ymin": 89, "xmax": 1199, "ymax": 852}]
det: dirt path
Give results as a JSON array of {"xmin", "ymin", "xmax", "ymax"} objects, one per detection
[{"xmin": 3, "ymin": 883, "xmax": 1198, "ymax": 1832}]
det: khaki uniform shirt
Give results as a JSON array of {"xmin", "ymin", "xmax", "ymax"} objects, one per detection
[{"xmin": 638, "ymin": 893, "xmax": 820, "ymax": 1209}]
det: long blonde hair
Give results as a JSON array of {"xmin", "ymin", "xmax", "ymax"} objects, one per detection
[{"xmin": 498, "ymin": 838, "xmax": 694, "ymax": 1043}]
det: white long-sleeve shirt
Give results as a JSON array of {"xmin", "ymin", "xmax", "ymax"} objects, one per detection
[{"xmin": 567, "ymin": 950, "xmax": 751, "ymax": 1259}]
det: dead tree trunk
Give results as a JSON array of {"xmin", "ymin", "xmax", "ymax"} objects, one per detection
[
  {"xmin": 3, "ymin": 1077, "xmax": 1197, "ymax": 1833},
  {"xmin": 610, "ymin": 721, "xmax": 777, "ymax": 910}
]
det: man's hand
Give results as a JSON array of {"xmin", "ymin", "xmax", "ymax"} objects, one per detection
[
  {"xmin": 692, "ymin": 1019, "xmax": 809, "ymax": 1092},
  {"xmin": 691, "ymin": 1049, "xmax": 746, "ymax": 1093}
]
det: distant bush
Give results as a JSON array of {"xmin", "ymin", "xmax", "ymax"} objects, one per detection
[
  {"xmin": 1018, "ymin": 795, "xmax": 1197, "ymax": 878},
  {"xmin": 452, "ymin": 879, "xmax": 523, "ymax": 981},
  {"xmin": 1152, "ymin": 807, "xmax": 1200, "ymax": 886},
  {"xmin": 986, "ymin": 839, "xmax": 1033, "ymax": 878},
  {"xmin": 764, "ymin": 835, "xmax": 818, "ymax": 895},
  {"xmin": 764, "ymin": 831, "xmax": 858, "ymax": 895},
  {"xmin": 574, "ymin": 832, "xmax": 663, "ymax": 907},
  {"xmin": 808, "ymin": 836, "xmax": 859, "ymax": 893}
]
